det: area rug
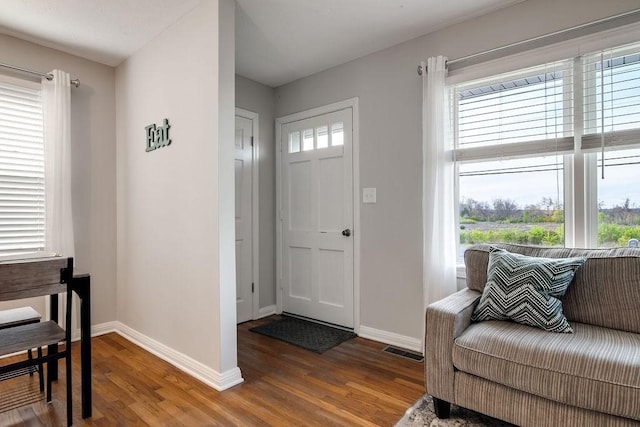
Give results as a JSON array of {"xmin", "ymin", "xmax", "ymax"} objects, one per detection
[
  {"xmin": 395, "ymin": 395, "xmax": 516, "ymax": 427},
  {"xmin": 249, "ymin": 316, "xmax": 355, "ymax": 353}
]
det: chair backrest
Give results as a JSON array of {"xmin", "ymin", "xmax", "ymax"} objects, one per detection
[{"xmin": 0, "ymin": 257, "xmax": 72, "ymax": 301}]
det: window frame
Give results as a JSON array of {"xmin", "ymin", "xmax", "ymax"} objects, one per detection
[{"xmin": 450, "ymin": 38, "xmax": 640, "ymax": 269}]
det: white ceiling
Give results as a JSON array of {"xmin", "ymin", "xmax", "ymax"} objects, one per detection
[
  {"xmin": 236, "ymin": 0, "xmax": 524, "ymax": 87},
  {"xmin": 0, "ymin": 1, "xmax": 202, "ymax": 66},
  {"xmin": 0, "ymin": 0, "xmax": 523, "ymax": 88}
]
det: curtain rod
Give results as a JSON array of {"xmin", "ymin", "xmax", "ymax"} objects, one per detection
[
  {"xmin": 417, "ymin": 8, "xmax": 640, "ymax": 76},
  {"xmin": 0, "ymin": 62, "xmax": 80, "ymax": 87}
]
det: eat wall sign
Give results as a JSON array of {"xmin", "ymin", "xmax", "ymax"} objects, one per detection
[{"xmin": 145, "ymin": 118, "xmax": 171, "ymax": 152}]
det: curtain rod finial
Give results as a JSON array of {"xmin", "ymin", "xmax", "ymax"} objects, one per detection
[{"xmin": 417, "ymin": 64, "xmax": 423, "ymax": 76}]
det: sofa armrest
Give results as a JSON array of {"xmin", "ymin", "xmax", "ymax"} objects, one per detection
[{"xmin": 425, "ymin": 288, "xmax": 481, "ymax": 403}]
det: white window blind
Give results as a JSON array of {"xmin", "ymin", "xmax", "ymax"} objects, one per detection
[
  {"xmin": 582, "ymin": 41, "xmax": 640, "ymax": 152},
  {"xmin": 0, "ymin": 81, "xmax": 45, "ymax": 255},
  {"xmin": 453, "ymin": 60, "xmax": 574, "ymax": 163}
]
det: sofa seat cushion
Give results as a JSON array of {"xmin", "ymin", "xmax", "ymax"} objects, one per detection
[{"xmin": 453, "ymin": 321, "xmax": 640, "ymax": 420}]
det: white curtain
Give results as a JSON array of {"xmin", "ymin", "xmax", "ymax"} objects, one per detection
[
  {"xmin": 42, "ymin": 70, "xmax": 75, "ymax": 258},
  {"xmin": 422, "ymin": 56, "xmax": 457, "ymax": 311}
]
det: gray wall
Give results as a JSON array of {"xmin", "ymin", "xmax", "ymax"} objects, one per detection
[
  {"xmin": 235, "ymin": 75, "xmax": 277, "ymax": 310},
  {"xmin": 0, "ymin": 34, "xmax": 117, "ymax": 326},
  {"xmin": 115, "ymin": 0, "xmax": 239, "ymax": 374},
  {"xmin": 274, "ymin": 0, "xmax": 640, "ymax": 341}
]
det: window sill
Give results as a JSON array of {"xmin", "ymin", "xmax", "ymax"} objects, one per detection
[{"xmin": 0, "ymin": 251, "xmax": 60, "ymax": 263}]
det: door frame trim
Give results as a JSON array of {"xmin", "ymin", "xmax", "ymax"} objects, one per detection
[
  {"xmin": 235, "ymin": 107, "xmax": 260, "ymax": 320},
  {"xmin": 275, "ymin": 97, "xmax": 360, "ymax": 332}
]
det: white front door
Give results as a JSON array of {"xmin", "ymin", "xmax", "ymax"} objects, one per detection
[
  {"xmin": 281, "ymin": 108, "xmax": 354, "ymax": 328},
  {"xmin": 235, "ymin": 114, "xmax": 254, "ymax": 323}
]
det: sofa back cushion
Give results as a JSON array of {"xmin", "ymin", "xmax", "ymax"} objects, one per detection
[{"xmin": 464, "ymin": 244, "xmax": 640, "ymax": 333}]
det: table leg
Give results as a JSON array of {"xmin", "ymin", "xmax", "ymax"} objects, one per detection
[
  {"xmin": 49, "ymin": 294, "xmax": 59, "ymax": 381},
  {"xmin": 71, "ymin": 275, "xmax": 92, "ymax": 419}
]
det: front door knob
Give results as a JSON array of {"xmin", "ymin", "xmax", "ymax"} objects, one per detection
[{"xmin": 342, "ymin": 229, "xmax": 351, "ymax": 237}]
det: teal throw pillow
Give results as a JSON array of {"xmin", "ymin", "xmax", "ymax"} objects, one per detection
[{"xmin": 471, "ymin": 247, "xmax": 587, "ymax": 333}]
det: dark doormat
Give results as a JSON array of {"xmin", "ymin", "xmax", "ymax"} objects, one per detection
[{"xmin": 249, "ymin": 316, "xmax": 356, "ymax": 353}]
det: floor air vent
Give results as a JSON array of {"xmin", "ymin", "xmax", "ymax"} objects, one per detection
[{"xmin": 382, "ymin": 345, "xmax": 424, "ymax": 362}]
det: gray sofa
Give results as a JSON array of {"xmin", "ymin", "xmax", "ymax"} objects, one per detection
[{"xmin": 425, "ymin": 243, "xmax": 640, "ymax": 426}]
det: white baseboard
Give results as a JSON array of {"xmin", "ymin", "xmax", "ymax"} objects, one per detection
[
  {"xmin": 91, "ymin": 321, "xmax": 119, "ymax": 337},
  {"xmin": 90, "ymin": 321, "xmax": 243, "ymax": 391},
  {"xmin": 70, "ymin": 321, "xmax": 118, "ymax": 342},
  {"xmin": 358, "ymin": 325, "xmax": 423, "ymax": 354},
  {"xmin": 257, "ymin": 305, "xmax": 277, "ymax": 319}
]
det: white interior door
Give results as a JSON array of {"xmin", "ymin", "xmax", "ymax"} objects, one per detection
[
  {"xmin": 281, "ymin": 108, "xmax": 354, "ymax": 328},
  {"xmin": 235, "ymin": 114, "xmax": 253, "ymax": 323}
]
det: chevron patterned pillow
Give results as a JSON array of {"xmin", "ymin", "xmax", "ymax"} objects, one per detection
[{"xmin": 471, "ymin": 247, "xmax": 587, "ymax": 333}]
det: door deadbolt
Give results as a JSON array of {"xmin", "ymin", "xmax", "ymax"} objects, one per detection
[{"xmin": 342, "ymin": 229, "xmax": 351, "ymax": 237}]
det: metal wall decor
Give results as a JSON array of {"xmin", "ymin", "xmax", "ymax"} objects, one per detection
[{"xmin": 145, "ymin": 118, "xmax": 171, "ymax": 152}]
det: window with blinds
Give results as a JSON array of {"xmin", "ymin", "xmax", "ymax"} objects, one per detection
[
  {"xmin": 582, "ymin": 45, "xmax": 640, "ymax": 150},
  {"xmin": 582, "ymin": 44, "xmax": 640, "ymax": 247},
  {"xmin": 452, "ymin": 40, "xmax": 640, "ymax": 258},
  {"xmin": 0, "ymin": 80, "xmax": 45, "ymax": 256},
  {"xmin": 453, "ymin": 60, "xmax": 574, "ymax": 162}
]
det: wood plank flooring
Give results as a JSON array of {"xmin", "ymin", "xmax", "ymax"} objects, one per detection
[{"xmin": 0, "ymin": 316, "xmax": 425, "ymax": 426}]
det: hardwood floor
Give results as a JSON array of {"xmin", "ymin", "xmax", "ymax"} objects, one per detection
[{"xmin": 0, "ymin": 316, "xmax": 425, "ymax": 426}]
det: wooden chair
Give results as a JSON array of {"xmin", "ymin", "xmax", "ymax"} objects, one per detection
[{"xmin": 0, "ymin": 257, "xmax": 74, "ymax": 427}]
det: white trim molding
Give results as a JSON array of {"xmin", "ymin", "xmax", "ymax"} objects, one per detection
[
  {"xmin": 358, "ymin": 325, "xmax": 422, "ymax": 354},
  {"xmin": 257, "ymin": 304, "xmax": 277, "ymax": 319},
  {"xmin": 91, "ymin": 321, "xmax": 243, "ymax": 391},
  {"xmin": 90, "ymin": 321, "xmax": 119, "ymax": 337},
  {"xmin": 235, "ymin": 107, "xmax": 261, "ymax": 321}
]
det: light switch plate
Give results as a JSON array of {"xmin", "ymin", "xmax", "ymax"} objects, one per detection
[{"xmin": 363, "ymin": 187, "xmax": 376, "ymax": 204}]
